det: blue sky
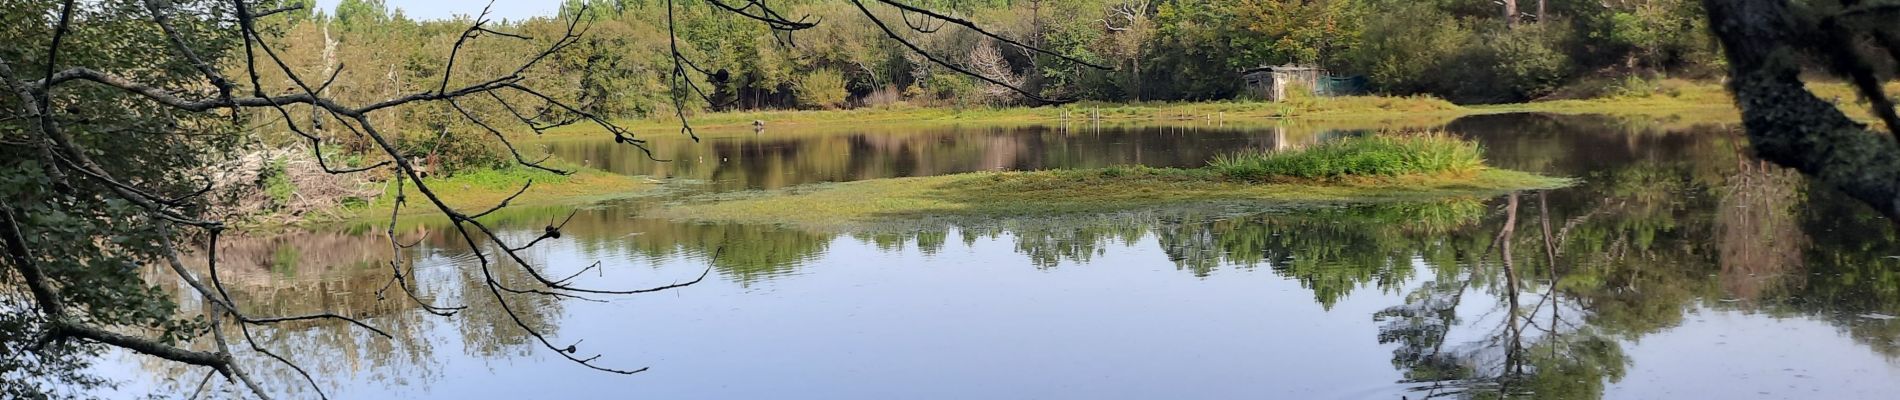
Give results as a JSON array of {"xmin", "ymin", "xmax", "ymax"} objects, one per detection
[{"xmin": 311, "ymin": 0, "xmax": 561, "ymax": 21}]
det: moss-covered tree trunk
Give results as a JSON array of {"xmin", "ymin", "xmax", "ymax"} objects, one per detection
[{"xmin": 1702, "ymin": 0, "xmax": 1900, "ymax": 222}]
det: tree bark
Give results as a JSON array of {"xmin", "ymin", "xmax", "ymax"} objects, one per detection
[
  {"xmin": 1505, "ymin": 0, "xmax": 1518, "ymax": 29},
  {"xmin": 1703, "ymin": 0, "xmax": 1900, "ymax": 222}
]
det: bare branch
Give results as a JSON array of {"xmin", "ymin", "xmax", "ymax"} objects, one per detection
[
  {"xmin": 705, "ymin": 0, "xmax": 819, "ymax": 31},
  {"xmin": 847, "ymin": 0, "xmax": 1073, "ymax": 104},
  {"xmin": 875, "ymin": 0, "xmax": 1112, "ymax": 70},
  {"xmin": 1817, "ymin": 14, "xmax": 1900, "ymax": 140},
  {"xmin": 448, "ymin": 99, "xmax": 570, "ymax": 175},
  {"xmin": 2, "ymin": 0, "xmax": 1096, "ymax": 396}
]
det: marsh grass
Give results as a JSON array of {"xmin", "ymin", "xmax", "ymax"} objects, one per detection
[{"xmin": 1209, "ymin": 133, "xmax": 1484, "ymax": 181}]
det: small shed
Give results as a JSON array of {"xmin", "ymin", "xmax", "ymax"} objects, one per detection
[{"xmin": 1241, "ymin": 65, "xmax": 1324, "ymax": 102}]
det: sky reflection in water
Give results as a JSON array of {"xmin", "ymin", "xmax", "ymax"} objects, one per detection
[{"xmin": 109, "ymin": 114, "xmax": 1900, "ymax": 399}]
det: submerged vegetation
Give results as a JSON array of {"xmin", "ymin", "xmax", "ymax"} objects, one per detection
[{"xmin": 658, "ymin": 135, "xmax": 1567, "ymax": 228}]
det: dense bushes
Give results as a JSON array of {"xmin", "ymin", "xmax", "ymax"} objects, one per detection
[
  {"xmin": 1350, "ymin": 9, "xmax": 1577, "ymax": 103},
  {"xmin": 286, "ymin": 0, "xmax": 1722, "ymax": 111},
  {"xmin": 1344, "ymin": 2, "xmax": 1468, "ymax": 96},
  {"xmin": 1446, "ymin": 24, "xmax": 1575, "ymax": 102},
  {"xmin": 795, "ymin": 68, "xmax": 850, "ymax": 109}
]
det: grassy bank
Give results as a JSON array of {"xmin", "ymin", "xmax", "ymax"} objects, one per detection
[
  {"xmin": 655, "ymin": 136, "xmax": 1569, "ymax": 229},
  {"xmin": 544, "ymin": 95, "xmax": 1469, "ymax": 138},
  {"xmin": 531, "ymin": 80, "xmax": 1900, "ymax": 141},
  {"xmin": 1473, "ymin": 80, "xmax": 1900, "ymax": 124}
]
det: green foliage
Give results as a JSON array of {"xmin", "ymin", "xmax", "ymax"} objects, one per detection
[
  {"xmin": 249, "ymin": 0, "xmax": 1728, "ymax": 160},
  {"xmin": 1340, "ymin": 0, "xmax": 1718, "ymax": 102},
  {"xmin": 270, "ymin": 245, "xmax": 302, "ymax": 277},
  {"xmin": 1582, "ymin": 0, "xmax": 1719, "ymax": 74},
  {"xmin": 1448, "ymin": 24, "xmax": 1574, "ymax": 101},
  {"xmin": 334, "ymin": 0, "xmax": 395, "ymax": 27},
  {"xmin": 394, "ymin": 126, "xmax": 508, "ymax": 174},
  {"xmin": 1348, "ymin": 6, "xmax": 1574, "ymax": 102},
  {"xmin": 1610, "ymin": 75, "xmax": 1664, "ymax": 98},
  {"xmin": 2, "ymin": 1, "xmax": 243, "ymax": 396},
  {"xmin": 1209, "ymin": 133, "xmax": 1485, "ymax": 180},
  {"xmin": 1344, "ymin": 2, "xmax": 1469, "ymax": 95},
  {"xmin": 1146, "ymin": 0, "xmax": 1248, "ymax": 99},
  {"xmin": 923, "ymin": 73, "xmax": 978, "ymax": 107},
  {"xmin": 795, "ymin": 68, "xmax": 850, "ymax": 109},
  {"xmin": 261, "ymin": 157, "xmax": 296, "ymax": 207}
]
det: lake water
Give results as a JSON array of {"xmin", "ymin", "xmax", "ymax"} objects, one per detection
[{"xmin": 106, "ymin": 114, "xmax": 1900, "ymax": 399}]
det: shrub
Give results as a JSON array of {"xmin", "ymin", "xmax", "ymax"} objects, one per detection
[
  {"xmin": 396, "ymin": 124, "xmax": 508, "ymax": 175},
  {"xmin": 1208, "ymin": 132, "xmax": 1484, "ymax": 181},
  {"xmin": 920, "ymin": 73, "xmax": 979, "ymax": 108},
  {"xmin": 259, "ymin": 157, "xmax": 295, "ymax": 208},
  {"xmin": 862, "ymin": 84, "xmax": 905, "ymax": 108},
  {"xmin": 794, "ymin": 68, "xmax": 849, "ymax": 109},
  {"xmin": 1452, "ymin": 25, "xmax": 1574, "ymax": 102},
  {"xmin": 1346, "ymin": 3, "xmax": 1469, "ymax": 95},
  {"xmin": 1350, "ymin": 5, "xmax": 1574, "ymax": 103}
]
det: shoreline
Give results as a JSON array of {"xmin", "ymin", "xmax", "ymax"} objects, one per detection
[
  {"xmin": 535, "ymin": 81, "xmax": 1811, "ymax": 139},
  {"xmin": 257, "ymin": 82, "xmax": 1829, "ymax": 230},
  {"xmin": 652, "ymin": 167, "xmax": 1572, "ymax": 230}
]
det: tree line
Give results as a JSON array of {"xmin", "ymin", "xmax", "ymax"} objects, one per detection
[
  {"xmin": 253, "ymin": 0, "xmax": 1719, "ymax": 173},
  {"xmin": 288, "ymin": 0, "xmax": 1719, "ymax": 112}
]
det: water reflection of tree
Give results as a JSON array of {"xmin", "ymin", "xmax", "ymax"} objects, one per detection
[
  {"xmin": 139, "ymin": 229, "xmax": 574, "ymax": 398},
  {"xmin": 1380, "ymin": 121, "xmax": 1751, "ymax": 398},
  {"xmin": 983, "ymin": 214, "xmax": 1151, "ymax": 269},
  {"xmin": 184, "ymin": 113, "xmax": 1900, "ymax": 398},
  {"xmin": 1778, "ymin": 187, "xmax": 1900, "ymax": 358},
  {"xmin": 1369, "ymin": 118, "xmax": 1900, "ymax": 398},
  {"xmin": 455, "ymin": 256, "xmax": 566, "ymax": 359},
  {"xmin": 624, "ymin": 221, "xmax": 830, "ymax": 286},
  {"xmin": 1382, "ymin": 193, "xmax": 1630, "ymax": 400},
  {"xmin": 388, "ymin": 206, "xmax": 834, "ymax": 287},
  {"xmin": 141, "ymin": 231, "xmax": 442, "ymax": 398},
  {"xmin": 1156, "ymin": 201, "xmax": 1484, "ymax": 308},
  {"xmin": 1713, "ymin": 159, "xmax": 1806, "ymax": 304}
]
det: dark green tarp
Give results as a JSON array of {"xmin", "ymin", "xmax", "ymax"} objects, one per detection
[{"xmin": 1317, "ymin": 76, "xmax": 1367, "ymax": 96}]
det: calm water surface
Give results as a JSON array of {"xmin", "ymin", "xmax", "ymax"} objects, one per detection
[{"xmin": 108, "ymin": 114, "xmax": 1900, "ymax": 399}]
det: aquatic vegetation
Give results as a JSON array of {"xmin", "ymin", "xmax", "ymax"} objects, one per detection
[
  {"xmin": 1208, "ymin": 133, "xmax": 1485, "ymax": 180},
  {"xmin": 656, "ymin": 133, "xmax": 1565, "ymax": 228}
]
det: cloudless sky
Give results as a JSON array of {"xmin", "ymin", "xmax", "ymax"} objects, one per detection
[{"xmin": 310, "ymin": 0, "xmax": 560, "ymax": 21}]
